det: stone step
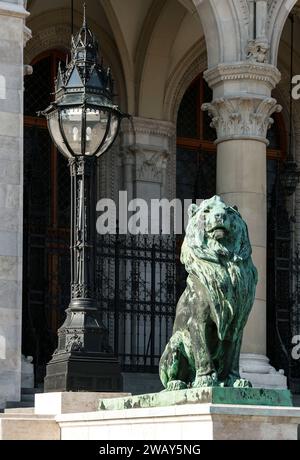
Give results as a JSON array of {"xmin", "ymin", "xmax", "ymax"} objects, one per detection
[
  {"xmin": 0, "ymin": 416, "xmax": 60, "ymax": 440},
  {"xmin": 4, "ymin": 407, "xmax": 34, "ymax": 415},
  {"xmin": 1, "ymin": 412, "xmax": 48, "ymax": 418}
]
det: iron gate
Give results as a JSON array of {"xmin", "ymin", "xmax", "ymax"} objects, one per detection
[{"xmin": 97, "ymin": 233, "xmax": 176, "ymax": 372}]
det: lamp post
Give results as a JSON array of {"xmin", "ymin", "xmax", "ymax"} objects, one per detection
[{"xmin": 41, "ymin": 6, "xmax": 125, "ymax": 392}]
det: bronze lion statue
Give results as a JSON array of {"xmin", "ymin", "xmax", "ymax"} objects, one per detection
[{"xmin": 159, "ymin": 196, "xmax": 258, "ymax": 390}]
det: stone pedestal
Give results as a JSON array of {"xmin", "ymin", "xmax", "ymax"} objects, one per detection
[
  {"xmin": 56, "ymin": 404, "xmax": 300, "ymax": 440},
  {"xmin": 0, "ymin": 388, "xmax": 298, "ymax": 440},
  {"xmin": 0, "ymin": 414, "xmax": 60, "ymax": 441},
  {"xmin": 35, "ymin": 391, "xmax": 130, "ymax": 415},
  {"xmin": 98, "ymin": 387, "xmax": 292, "ymax": 411},
  {"xmin": 44, "ymin": 353, "xmax": 123, "ymax": 394}
]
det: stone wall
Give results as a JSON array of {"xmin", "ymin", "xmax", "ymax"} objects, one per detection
[{"xmin": 0, "ymin": 0, "xmax": 29, "ymax": 406}]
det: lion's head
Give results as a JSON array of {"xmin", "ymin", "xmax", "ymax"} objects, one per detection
[{"xmin": 181, "ymin": 195, "xmax": 254, "ymax": 266}]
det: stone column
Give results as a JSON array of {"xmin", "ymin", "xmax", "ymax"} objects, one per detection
[
  {"xmin": 203, "ymin": 63, "xmax": 287, "ymax": 388},
  {"xmin": 0, "ymin": 0, "xmax": 30, "ymax": 406}
]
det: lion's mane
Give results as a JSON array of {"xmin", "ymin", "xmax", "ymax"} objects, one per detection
[{"xmin": 180, "ymin": 196, "xmax": 258, "ymax": 341}]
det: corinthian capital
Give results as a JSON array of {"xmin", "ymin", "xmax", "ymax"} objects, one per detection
[{"xmin": 202, "ymin": 96, "xmax": 282, "ymax": 144}]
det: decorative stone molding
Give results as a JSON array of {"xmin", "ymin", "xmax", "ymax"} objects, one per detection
[
  {"xmin": 120, "ymin": 117, "xmax": 176, "ymax": 198},
  {"xmin": 246, "ymin": 39, "xmax": 270, "ymax": 64},
  {"xmin": 204, "ymin": 62, "xmax": 281, "ymax": 92},
  {"xmin": 0, "ymin": 0, "xmax": 29, "ymax": 18},
  {"xmin": 23, "ymin": 24, "xmax": 32, "ymax": 47},
  {"xmin": 135, "ymin": 146, "xmax": 169, "ymax": 184},
  {"xmin": 267, "ymin": 0, "xmax": 297, "ymax": 64},
  {"xmin": 120, "ymin": 145, "xmax": 170, "ymax": 185},
  {"xmin": 23, "ymin": 64, "xmax": 33, "ymax": 76},
  {"xmin": 235, "ymin": 0, "xmax": 250, "ymax": 27},
  {"xmin": 202, "ymin": 96, "xmax": 282, "ymax": 144},
  {"xmin": 121, "ymin": 117, "xmax": 176, "ymax": 141},
  {"xmin": 24, "ymin": 24, "xmax": 70, "ymax": 63}
]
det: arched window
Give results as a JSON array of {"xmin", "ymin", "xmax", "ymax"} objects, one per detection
[
  {"xmin": 176, "ymin": 74, "xmax": 286, "ymax": 203},
  {"xmin": 176, "ymin": 75, "xmax": 216, "ymax": 204},
  {"xmin": 23, "ymin": 51, "xmax": 71, "ymax": 383}
]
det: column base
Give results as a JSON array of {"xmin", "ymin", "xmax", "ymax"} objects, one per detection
[
  {"xmin": 240, "ymin": 353, "xmax": 287, "ymax": 389},
  {"xmin": 44, "ymin": 352, "xmax": 123, "ymax": 393}
]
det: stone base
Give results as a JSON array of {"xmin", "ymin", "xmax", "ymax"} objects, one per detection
[
  {"xmin": 98, "ymin": 387, "xmax": 293, "ymax": 411},
  {"xmin": 240, "ymin": 354, "xmax": 287, "ymax": 389},
  {"xmin": 44, "ymin": 352, "xmax": 123, "ymax": 393},
  {"xmin": 21, "ymin": 355, "xmax": 34, "ymax": 389},
  {"xmin": 56, "ymin": 404, "xmax": 300, "ymax": 440},
  {"xmin": 0, "ymin": 414, "xmax": 60, "ymax": 441},
  {"xmin": 35, "ymin": 392, "xmax": 131, "ymax": 415}
]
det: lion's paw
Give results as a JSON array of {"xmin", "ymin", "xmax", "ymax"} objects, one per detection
[
  {"xmin": 165, "ymin": 380, "xmax": 187, "ymax": 391},
  {"xmin": 192, "ymin": 372, "xmax": 218, "ymax": 388},
  {"xmin": 233, "ymin": 378, "xmax": 252, "ymax": 388}
]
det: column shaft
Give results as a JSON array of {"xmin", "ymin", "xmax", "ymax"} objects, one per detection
[
  {"xmin": 202, "ymin": 63, "xmax": 284, "ymax": 386},
  {"xmin": 217, "ymin": 139, "xmax": 267, "ymax": 354}
]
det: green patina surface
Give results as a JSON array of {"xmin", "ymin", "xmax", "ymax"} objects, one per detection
[
  {"xmin": 159, "ymin": 196, "xmax": 259, "ymax": 391},
  {"xmin": 98, "ymin": 388, "xmax": 293, "ymax": 411}
]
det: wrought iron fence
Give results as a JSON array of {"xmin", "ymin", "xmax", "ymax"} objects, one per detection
[
  {"xmin": 290, "ymin": 247, "xmax": 300, "ymax": 391},
  {"xmin": 23, "ymin": 229, "xmax": 177, "ymax": 381},
  {"xmin": 96, "ymin": 233, "xmax": 176, "ymax": 372}
]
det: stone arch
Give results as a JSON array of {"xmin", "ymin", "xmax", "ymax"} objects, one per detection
[
  {"xmin": 135, "ymin": 0, "xmax": 167, "ymax": 116},
  {"xmin": 163, "ymin": 39, "xmax": 207, "ymax": 122},
  {"xmin": 268, "ymin": 0, "xmax": 298, "ymax": 65},
  {"xmin": 25, "ymin": 8, "xmax": 127, "ymax": 111},
  {"xmin": 100, "ymin": 0, "xmax": 134, "ymax": 114},
  {"xmin": 137, "ymin": 0, "xmax": 187, "ymax": 119},
  {"xmin": 192, "ymin": 0, "xmax": 250, "ymax": 66}
]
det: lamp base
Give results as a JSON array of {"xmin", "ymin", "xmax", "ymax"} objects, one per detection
[{"xmin": 44, "ymin": 352, "xmax": 123, "ymax": 393}]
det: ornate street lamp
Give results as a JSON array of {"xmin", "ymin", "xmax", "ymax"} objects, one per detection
[{"xmin": 40, "ymin": 6, "xmax": 126, "ymax": 392}]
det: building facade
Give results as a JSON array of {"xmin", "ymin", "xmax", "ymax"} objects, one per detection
[{"xmin": 0, "ymin": 0, "xmax": 300, "ymax": 406}]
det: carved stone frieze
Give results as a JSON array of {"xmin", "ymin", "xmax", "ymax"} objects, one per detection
[
  {"xmin": 135, "ymin": 147, "xmax": 169, "ymax": 183},
  {"xmin": 121, "ymin": 117, "xmax": 176, "ymax": 140}
]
